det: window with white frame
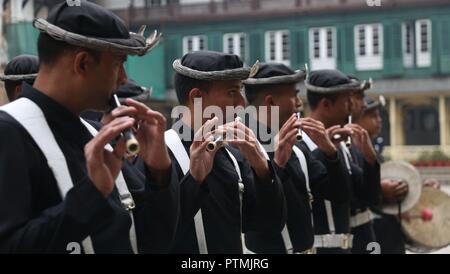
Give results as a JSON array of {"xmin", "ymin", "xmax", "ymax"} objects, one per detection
[
  {"xmin": 402, "ymin": 19, "xmax": 432, "ymax": 68},
  {"xmin": 416, "ymin": 19, "xmax": 432, "ymax": 67},
  {"xmin": 183, "ymin": 35, "xmax": 207, "ymax": 55},
  {"xmin": 265, "ymin": 30, "xmax": 290, "ymax": 66},
  {"xmin": 354, "ymin": 24, "xmax": 383, "ymax": 71},
  {"xmin": 223, "ymin": 33, "xmax": 248, "ymax": 62},
  {"xmin": 402, "ymin": 22, "xmax": 415, "ymax": 68},
  {"xmin": 309, "ymin": 27, "xmax": 336, "ymax": 70}
]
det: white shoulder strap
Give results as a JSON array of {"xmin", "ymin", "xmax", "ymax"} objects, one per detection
[
  {"xmin": 324, "ymin": 200, "xmax": 336, "ymax": 234},
  {"xmin": 164, "ymin": 129, "xmax": 190, "ymax": 175},
  {"xmin": 292, "ymin": 146, "xmax": 311, "ymax": 200},
  {"xmin": 80, "ymin": 119, "xmax": 138, "ymax": 254},
  {"xmin": 302, "ymin": 133, "xmax": 318, "ymax": 152},
  {"xmin": 255, "ymin": 140, "xmax": 293, "ymax": 254},
  {"xmin": 339, "ymin": 142, "xmax": 352, "ymax": 175},
  {"xmin": 164, "ymin": 129, "xmax": 208, "ymax": 254},
  {"xmin": 292, "ymin": 145, "xmax": 315, "ymax": 231},
  {"xmin": 0, "ymin": 99, "xmax": 96, "ymax": 253},
  {"xmin": 1, "ymin": 99, "xmax": 73, "ymax": 197},
  {"xmin": 224, "ymin": 148, "xmax": 253, "ymax": 254}
]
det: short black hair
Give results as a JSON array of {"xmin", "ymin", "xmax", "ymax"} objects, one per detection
[
  {"xmin": 37, "ymin": 33, "xmax": 100, "ymax": 65},
  {"xmin": 4, "ymin": 78, "xmax": 35, "ymax": 101},
  {"xmin": 307, "ymin": 91, "xmax": 340, "ymax": 110},
  {"xmin": 4, "ymin": 80, "xmax": 19, "ymax": 101},
  {"xmin": 174, "ymin": 72, "xmax": 211, "ymax": 105},
  {"xmin": 245, "ymin": 84, "xmax": 275, "ymax": 105}
]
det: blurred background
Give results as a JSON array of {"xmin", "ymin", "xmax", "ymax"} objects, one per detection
[{"xmin": 1, "ymin": 0, "xmax": 450, "ymax": 184}]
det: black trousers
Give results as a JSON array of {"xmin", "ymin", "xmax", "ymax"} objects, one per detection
[
  {"xmin": 351, "ymin": 221, "xmax": 377, "ymax": 254},
  {"xmin": 373, "ymin": 216, "xmax": 406, "ymax": 254}
]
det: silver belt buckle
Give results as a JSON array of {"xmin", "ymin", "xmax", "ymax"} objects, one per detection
[
  {"xmin": 302, "ymin": 248, "xmax": 316, "ymax": 254},
  {"xmin": 341, "ymin": 235, "xmax": 349, "ymax": 249}
]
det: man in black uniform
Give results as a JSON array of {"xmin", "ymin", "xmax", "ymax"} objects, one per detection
[
  {"xmin": 167, "ymin": 51, "xmax": 286, "ymax": 254},
  {"xmin": 0, "ymin": 1, "xmax": 178, "ymax": 253},
  {"xmin": 347, "ymin": 84, "xmax": 382, "ymax": 254},
  {"xmin": 242, "ymin": 63, "xmax": 351, "ymax": 254},
  {"xmin": 0, "ymin": 55, "xmax": 39, "ymax": 102},
  {"xmin": 305, "ymin": 69, "xmax": 370, "ymax": 254},
  {"xmin": 359, "ymin": 97, "xmax": 407, "ymax": 254}
]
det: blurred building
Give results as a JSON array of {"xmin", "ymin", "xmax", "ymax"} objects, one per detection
[
  {"xmin": 3, "ymin": 0, "xmax": 450, "ymax": 161},
  {"xmin": 108, "ymin": 0, "xmax": 450, "ymax": 161}
]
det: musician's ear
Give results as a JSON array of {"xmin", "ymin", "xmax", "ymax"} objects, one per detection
[
  {"xmin": 320, "ymin": 98, "xmax": 332, "ymax": 110},
  {"xmin": 73, "ymin": 51, "xmax": 90, "ymax": 75},
  {"xmin": 73, "ymin": 50, "xmax": 99, "ymax": 76},
  {"xmin": 188, "ymin": 88, "xmax": 203, "ymax": 105},
  {"xmin": 264, "ymin": 95, "xmax": 275, "ymax": 107}
]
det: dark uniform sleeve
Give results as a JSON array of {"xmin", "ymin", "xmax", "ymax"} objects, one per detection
[
  {"xmin": 350, "ymin": 148, "xmax": 382, "ymax": 207},
  {"xmin": 129, "ymin": 158, "xmax": 180, "ymax": 253},
  {"xmin": 87, "ymin": 119, "xmax": 181, "ymax": 254},
  {"xmin": 169, "ymin": 151, "xmax": 210, "ymax": 237},
  {"xmin": 0, "ymin": 120, "xmax": 115, "ymax": 253},
  {"xmin": 300, "ymin": 142, "xmax": 352, "ymax": 203},
  {"xmin": 239, "ymin": 154, "xmax": 286, "ymax": 234}
]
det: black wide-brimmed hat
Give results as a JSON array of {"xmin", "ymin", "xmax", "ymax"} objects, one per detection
[
  {"xmin": 173, "ymin": 51, "xmax": 259, "ymax": 81},
  {"xmin": 0, "ymin": 55, "xmax": 39, "ymax": 82},
  {"xmin": 305, "ymin": 68, "xmax": 372, "ymax": 94},
  {"xmin": 33, "ymin": 1, "xmax": 161, "ymax": 56},
  {"xmin": 365, "ymin": 95, "xmax": 386, "ymax": 112},
  {"xmin": 243, "ymin": 63, "xmax": 305, "ymax": 86}
]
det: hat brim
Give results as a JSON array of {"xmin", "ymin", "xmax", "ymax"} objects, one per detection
[
  {"xmin": 305, "ymin": 79, "xmax": 372, "ymax": 94},
  {"xmin": 33, "ymin": 18, "xmax": 162, "ymax": 56},
  {"xmin": 173, "ymin": 59, "xmax": 258, "ymax": 81},
  {"xmin": 365, "ymin": 95, "xmax": 386, "ymax": 111},
  {"xmin": 365, "ymin": 101, "xmax": 381, "ymax": 112},
  {"xmin": 0, "ymin": 73, "xmax": 38, "ymax": 81}
]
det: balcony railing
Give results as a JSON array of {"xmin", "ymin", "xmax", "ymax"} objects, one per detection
[{"xmin": 113, "ymin": 0, "xmax": 449, "ymax": 26}]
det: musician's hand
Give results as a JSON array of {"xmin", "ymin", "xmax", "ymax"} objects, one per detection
[
  {"xmin": 85, "ymin": 117, "xmax": 135, "ymax": 197},
  {"xmin": 423, "ymin": 178, "xmax": 441, "ymax": 189},
  {"xmin": 326, "ymin": 125, "xmax": 353, "ymax": 146},
  {"xmin": 124, "ymin": 99, "xmax": 171, "ymax": 173},
  {"xmin": 189, "ymin": 117, "xmax": 220, "ymax": 183},
  {"xmin": 300, "ymin": 117, "xmax": 337, "ymax": 159},
  {"xmin": 101, "ymin": 105, "xmax": 138, "ymax": 125},
  {"xmin": 225, "ymin": 120, "xmax": 270, "ymax": 180},
  {"xmin": 345, "ymin": 124, "xmax": 377, "ymax": 165},
  {"xmin": 381, "ymin": 178, "xmax": 408, "ymax": 204},
  {"xmin": 274, "ymin": 114, "xmax": 299, "ymax": 168}
]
